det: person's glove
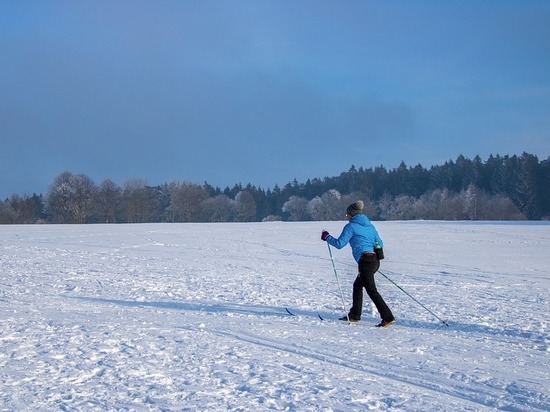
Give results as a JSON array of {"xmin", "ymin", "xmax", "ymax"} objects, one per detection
[{"xmin": 321, "ymin": 230, "xmax": 329, "ymax": 241}]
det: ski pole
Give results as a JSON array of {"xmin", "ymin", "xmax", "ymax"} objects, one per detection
[
  {"xmin": 378, "ymin": 270, "xmax": 449, "ymax": 327},
  {"xmin": 327, "ymin": 242, "xmax": 350, "ymax": 324}
]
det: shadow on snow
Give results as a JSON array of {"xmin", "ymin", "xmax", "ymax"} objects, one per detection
[{"xmin": 67, "ymin": 295, "xmax": 546, "ymax": 346}]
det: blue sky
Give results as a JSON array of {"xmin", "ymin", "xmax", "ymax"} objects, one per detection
[{"xmin": 1, "ymin": 1, "xmax": 549, "ymax": 198}]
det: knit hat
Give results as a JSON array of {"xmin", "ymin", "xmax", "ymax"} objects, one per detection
[{"xmin": 346, "ymin": 200, "xmax": 364, "ymax": 216}]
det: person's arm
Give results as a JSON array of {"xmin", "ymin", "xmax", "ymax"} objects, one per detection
[{"xmin": 324, "ymin": 224, "xmax": 353, "ymax": 249}]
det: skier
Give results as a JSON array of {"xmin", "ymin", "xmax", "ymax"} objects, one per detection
[{"xmin": 321, "ymin": 200, "xmax": 395, "ymax": 327}]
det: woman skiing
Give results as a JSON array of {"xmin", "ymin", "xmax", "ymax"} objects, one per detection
[{"xmin": 321, "ymin": 200, "xmax": 395, "ymax": 327}]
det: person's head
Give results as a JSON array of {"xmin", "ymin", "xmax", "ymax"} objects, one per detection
[{"xmin": 345, "ymin": 200, "xmax": 364, "ymax": 219}]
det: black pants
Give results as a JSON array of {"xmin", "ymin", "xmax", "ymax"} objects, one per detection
[{"xmin": 349, "ymin": 253, "xmax": 394, "ymax": 322}]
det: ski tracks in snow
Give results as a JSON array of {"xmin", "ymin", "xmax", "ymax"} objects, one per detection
[{"xmin": 186, "ymin": 316, "xmax": 548, "ymax": 412}]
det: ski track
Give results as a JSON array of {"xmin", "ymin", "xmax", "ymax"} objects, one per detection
[
  {"xmin": 197, "ymin": 325, "xmax": 508, "ymax": 410},
  {"xmin": 1, "ymin": 221, "xmax": 549, "ymax": 411}
]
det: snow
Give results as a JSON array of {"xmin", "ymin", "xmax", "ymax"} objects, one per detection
[{"xmin": 1, "ymin": 221, "xmax": 548, "ymax": 411}]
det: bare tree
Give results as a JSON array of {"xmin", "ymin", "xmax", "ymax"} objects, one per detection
[
  {"xmin": 0, "ymin": 200, "xmax": 16, "ymax": 224},
  {"xmin": 167, "ymin": 181, "xmax": 209, "ymax": 222},
  {"xmin": 235, "ymin": 191, "xmax": 257, "ymax": 222},
  {"xmin": 46, "ymin": 172, "xmax": 73, "ymax": 223},
  {"xmin": 464, "ymin": 184, "xmax": 479, "ymax": 220},
  {"xmin": 480, "ymin": 194, "xmax": 524, "ymax": 220},
  {"xmin": 93, "ymin": 179, "xmax": 122, "ymax": 223},
  {"xmin": 6, "ymin": 194, "xmax": 44, "ymax": 224},
  {"xmin": 46, "ymin": 172, "xmax": 96, "ymax": 223},
  {"xmin": 122, "ymin": 178, "xmax": 154, "ymax": 223},
  {"xmin": 461, "ymin": 187, "xmax": 524, "ymax": 220}
]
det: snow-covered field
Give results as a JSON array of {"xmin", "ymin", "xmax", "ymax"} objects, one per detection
[{"xmin": 1, "ymin": 221, "xmax": 548, "ymax": 411}]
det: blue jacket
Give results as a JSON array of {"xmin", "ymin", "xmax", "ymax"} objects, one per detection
[{"xmin": 326, "ymin": 214, "xmax": 383, "ymax": 262}]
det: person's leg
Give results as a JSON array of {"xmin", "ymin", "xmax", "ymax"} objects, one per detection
[
  {"xmin": 348, "ymin": 274, "xmax": 363, "ymax": 320},
  {"xmin": 359, "ymin": 256, "xmax": 394, "ymax": 322}
]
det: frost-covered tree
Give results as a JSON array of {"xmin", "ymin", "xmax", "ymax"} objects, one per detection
[
  {"xmin": 386, "ymin": 195, "xmax": 417, "ymax": 220},
  {"xmin": 342, "ymin": 192, "xmax": 378, "ymax": 219},
  {"xmin": 282, "ymin": 195, "xmax": 310, "ymax": 221},
  {"xmin": 201, "ymin": 194, "xmax": 235, "ymax": 222},
  {"xmin": 307, "ymin": 196, "xmax": 324, "ymax": 221},
  {"xmin": 307, "ymin": 189, "xmax": 342, "ymax": 221},
  {"xmin": 377, "ymin": 193, "xmax": 393, "ymax": 221}
]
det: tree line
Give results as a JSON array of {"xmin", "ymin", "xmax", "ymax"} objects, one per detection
[{"xmin": 1, "ymin": 152, "xmax": 548, "ymax": 224}]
